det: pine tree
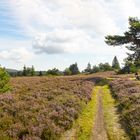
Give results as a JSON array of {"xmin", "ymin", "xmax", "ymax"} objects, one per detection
[
  {"xmin": 85, "ymin": 62, "xmax": 92, "ymax": 73},
  {"xmin": 23, "ymin": 65, "xmax": 27, "ymax": 76},
  {"xmin": 105, "ymin": 17, "xmax": 140, "ymax": 64},
  {"xmin": 31, "ymin": 65, "xmax": 35, "ymax": 76},
  {"xmin": 112, "ymin": 56, "xmax": 120, "ymax": 69}
]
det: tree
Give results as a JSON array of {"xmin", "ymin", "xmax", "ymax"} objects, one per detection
[
  {"xmin": 69, "ymin": 63, "xmax": 80, "ymax": 75},
  {"xmin": 98, "ymin": 63, "xmax": 112, "ymax": 71},
  {"xmin": 92, "ymin": 65, "xmax": 100, "ymax": 73},
  {"xmin": 112, "ymin": 56, "xmax": 120, "ymax": 69},
  {"xmin": 22, "ymin": 65, "xmax": 27, "ymax": 76},
  {"xmin": 64, "ymin": 68, "xmax": 72, "ymax": 75},
  {"xmin": 85, "ymin": 62, "xmax": 92, "ymax": 73},
  {"xmin": 119, "ymin": 60, "xmax": 138, "ymax": 74},
  {"xmin": 46, "ymin": 68, "xmax": 62, "ymax": 76},
  {"xmin": 39, "ymin": 71, "xmax": 43, "ymax": 76},
  {"xmin": 26, "ymin": 67, "xmax": 31, "ymax": 76},
  {"xmin": 31, "ymin": 65, "xmax": 35, "ymax": 76},
  {"xmin": 0, "ymin": 67, "xmax": 10, "ymax": 93},
  {"xmin": 105, "ymin": 17, "xmax": 140, "ymax": 64}
]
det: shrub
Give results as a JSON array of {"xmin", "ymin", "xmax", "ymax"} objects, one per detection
[
  {"xmin": 64, "ymin": 68, "xmax": 72, "ymax": 75},
  {"xmin": 110, "ymin": 79, "xmax": 140, "ymax": 139},
  {"xmin": 41, "ymin": 128, "xmax": 57, "ymax": 140},
  {"xmin": 0, "ymin": 76, "xmax": 94, "ymax": 139},
  {"xmin": 0, "ymin": 67, "xmax": 10, "ymax": 93},
  {"xmin": 46, "ymin": 68, "xmax": 63, "ymax": 76},
  {"xmin": 118, "ymin": 62, "xmax": 139, "ymax": 74}
]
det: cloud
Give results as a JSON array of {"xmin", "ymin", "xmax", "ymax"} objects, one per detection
[
  {"xmin": 7, "ymin": 0, "xmax": 140, "ymax": 56},
  {"xmin": 33, "ymin": 29, "xmax": 95, "ymax": 54},
  {"xmin": 8, "ymin": 0, "xmax": 120, "ymax": 36},
  {"xmin": 0, "ymin": 48, "xmax": 33, "ymax": 62}
]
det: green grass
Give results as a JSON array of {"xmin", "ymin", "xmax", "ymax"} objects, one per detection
[
  {"xmin": 102, "ymin": 85, "xmax": 130, "ymax": 140},
  {"xmin": 61, "ymin": 85, "xmax": 130, "ymax": 140},
  {"xmin": 75, "ymin": 88, "xmax": 98, "ymax": 140}
]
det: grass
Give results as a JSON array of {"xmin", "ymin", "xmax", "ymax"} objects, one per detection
[
  {"xmin": 74, "ymin": 88, "xmax": 98, "ymax": 140},
  {"xmin": 61, "ymin": 82, "xmax": 131, "ymax": 140},
  {"xmin": 102, "ymin": 85, "xmax": 130, "ymax": 140}
]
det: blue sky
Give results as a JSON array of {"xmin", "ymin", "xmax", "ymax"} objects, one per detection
[{"xmin": 0, "ymin": 0, "xmax": 140, "ymax": 71}]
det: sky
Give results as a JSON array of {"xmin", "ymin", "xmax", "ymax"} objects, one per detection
[{"xmin": 0, "ymin": 0, "xmax": 140, "ymax": 71}]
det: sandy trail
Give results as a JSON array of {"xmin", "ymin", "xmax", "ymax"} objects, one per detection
[
  {"xmin": 91, "ymin": 89, "xmax": 108, "ymax": 140},
  {"xmin": 61, "ymin": 86, "xmax": 129, "ymax": 140}
]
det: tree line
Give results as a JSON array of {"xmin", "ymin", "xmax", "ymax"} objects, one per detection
[
  {"xmin": 7, "ymin": 56, "xmax": 120, "ymax": 77},
  {"xmin": 0, "ymin": 56, "xmax": 120, "ymax": 93}
]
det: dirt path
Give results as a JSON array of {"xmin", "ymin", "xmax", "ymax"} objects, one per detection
[
  {"xmin": 91, "ymin": 88, "xmax": 108, "ymax": 140},
  {"xmin": 61, "ymin": 85, "xmax": 130, "ymax": 140}
]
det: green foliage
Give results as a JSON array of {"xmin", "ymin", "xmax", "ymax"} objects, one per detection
[
  {"xmin": 22, "ymin": 65, "xmax": 36, "ymax": 76},
  {"xmin": 99, "ymin": 63, "xmax": 113, "ymax": 71},
  {"xmin": 105, "ymin": 35, "xmax": 128, "ymax": 46},
  {"xmin": 69, "ymin": 63, "xmax": 80, "ymax": 75},
  {"xmin": 92, "ymin": 65, "xmax": 100, "ymax": 73},
  {"xmin": 84, "ymin": 62, "xmax": 92, "ymax": 73},
  {"xmin": 39, "ymin": 71, "xmax": 43, "ymax": 76},
  {"xmin": 76, "ymin": 89, "xmax": 97, "ymax": 140},
  {"xmin": 90, "ymin": 63, "xmax": 112, "ymax": 73},
  {"xmin": 31, "ymin": 65, "xmax": 35, "ymax": 76},
  {"xmin": 64, "ymin": 68, "xmax": 72, "ymax": 75},
  {"xmin": 0, "ymin": 67, "xmax": 10, "ymax": 93},
  {"xmin": 112, "ymin": 56, "xmax": 120, "ymax": 70},
  {"xmin": 102, "ymin": 86, "xmax": 130, "ymax": 140},
  {"xmin": 0, "ymin": 132, "xmax": 11, "ymax": 140},
  {"xmin": 119, "ymin": 61, "xmax": 138, "ymax": 74},
  {"xmin": 41, "ymin": 128, "xmax": 57, "ymax": 140},
  {"xmin": 46, "ymin": 68, "xmax": 63, "ymax": 76},
  {"xmin": 22, "ymin": 65, "xmax": 27, "ymax": 76},
  {"xmin": 105, "ymin": 17, "xmax": 140, "ymax": 64}
]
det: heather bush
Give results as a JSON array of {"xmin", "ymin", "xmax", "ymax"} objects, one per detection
[
  {"xmin": 110, "ymin": 79, "xmax": 140, "ymax": 139},
  {"xmin": 0, "ymin": 76, "xmax": 95, "ymax": 139}
]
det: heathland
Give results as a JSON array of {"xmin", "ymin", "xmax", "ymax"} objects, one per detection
[{"xmin": 0, "ymin": 72, "xmax": 140, "ymax": 140}]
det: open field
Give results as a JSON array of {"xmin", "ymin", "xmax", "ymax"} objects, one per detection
[
  {"xmin": 0, "ymin": 76, "xmax": 96, "ymax": 139},
  {"xmin": 0, "ymin": 72, "xmax": 140, "ymax": 140}
]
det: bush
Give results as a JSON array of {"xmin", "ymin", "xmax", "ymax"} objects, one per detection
[
  {"xmin": 110, "ymin": 79, "xmax": 140, "ymax": 139},
  {"xmin": 92, "ymin": 65, "xmax": 100, "ymax": 73},
  {"xmin": 0, "ymin": 76, "xmax": 94, "ymax": 139},
  {"xmin": 91, "ymin": 63, "xmax": 113, "ymax": 73},
  {"xmin": 64, "ymin": 68, "xmax": 72, "ymax": 75},
  {"xmin": 0, "ymin": 68, "xmax": 10, "ymax": 93},
  {"xmin": 46, "ymin": 68, "xmax": 63, "ymax": 76},
  {"xmin": 119, "ymin": 61, "xmax": 139, "ymax": 74},
  {"xmin": 99, "ymin": 63, "xmax": 113, "ymax": 71}
]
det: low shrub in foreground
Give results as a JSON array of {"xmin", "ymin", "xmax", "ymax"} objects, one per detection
[
  {"xmin": 0, "ymin": 76, "xmax": 94, "ymax": 139},
  {"xmin": 110, "ymin": 79, "xmax": 140, "ymax": 139}
]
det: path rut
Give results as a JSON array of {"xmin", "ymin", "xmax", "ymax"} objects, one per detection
[{"xmin": 91, "ymin": 89, "xmax": 108, "ymax": 140}]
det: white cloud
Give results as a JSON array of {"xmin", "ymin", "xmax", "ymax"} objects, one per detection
[
  {"xmin": 0, "ymin": 48, "xmax": 33, "ymax": 63},
  {"xmin": 33, "ymin": 29, "xmax": 95, "ymax": 54},
  {"xmin": 6, "ymin": 0, "xmax": 140, "ymax": 58},
  {"xmin": 8, "ymin": 0, "xmax": 121, "ymax": 36}
]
